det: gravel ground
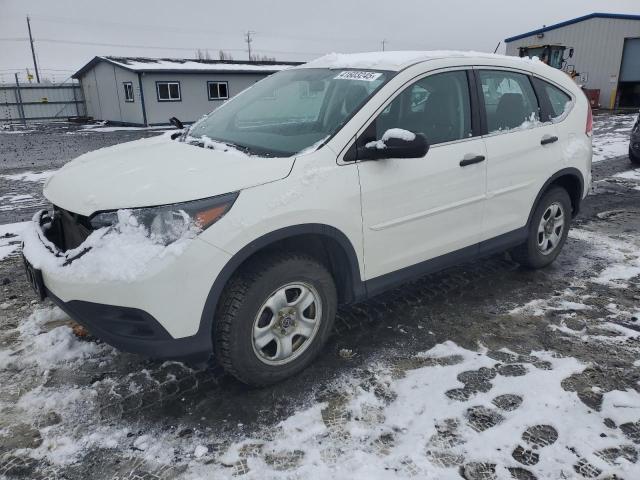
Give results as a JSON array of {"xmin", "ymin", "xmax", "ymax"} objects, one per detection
[{"xmin": 0, "ymin": 116, "xmax": 639, "ymax": 479}]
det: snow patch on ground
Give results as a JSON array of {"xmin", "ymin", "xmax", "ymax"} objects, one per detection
[
  {"xmin": 592, "ymin": 113, "xmax": 636, "ymax": 162},
  {"xmin": 569, "ymin": 228, "xmax": 640, "ymax": 287},
  {"xmin": 0, "ymin": 170, "xmax": 56, "ymax": 183},
  {"xmin": 614, "ymin": 169, "xmax": 640, "ymax": 181},
  {"xmin": 0, "ymin": 220, "xmax": 29, "ymax": 260}
]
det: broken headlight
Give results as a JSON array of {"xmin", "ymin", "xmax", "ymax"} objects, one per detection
[{"xmin": 89, "ymin": 192, "xmax": 239, "ymax": 244}]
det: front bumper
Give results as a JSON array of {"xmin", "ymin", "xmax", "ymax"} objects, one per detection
[{"xmin": 25, "ymin": 210, "xmax": 231, "ymax": 362}]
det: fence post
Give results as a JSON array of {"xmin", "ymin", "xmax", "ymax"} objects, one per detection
[
  {"xmin": 72, "ymin": 82, "xmax": 80, "ymax": 117},
  {"xmin": 14, "ymin": 73, "xmax": 26, "ymax": 126}
]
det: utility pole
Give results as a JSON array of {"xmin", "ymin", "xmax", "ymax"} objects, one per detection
[
  {"xmin": 245, "ymin": 31, "xmax": 254, "ymax": 61},
  {"xmin": 381, "ymin": 39, "xmax": 387, "ymax": 52},
  {"xmin": 26, "ymin": 16, "xmax": 40, "ymax": 83}
]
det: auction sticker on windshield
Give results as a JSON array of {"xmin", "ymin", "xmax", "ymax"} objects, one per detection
[{"xmin": 334, "ymin": 71, "xmax": 382, "ymax": 81}]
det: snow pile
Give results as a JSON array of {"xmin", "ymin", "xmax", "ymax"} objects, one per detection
[
  {"xmin": 366, "ymin": 128, "xmax": 416, "ymax": 149},
  {"xmin": 0, "ymin": 170, "xmax": 56, "ymax": 183},
  {"xmin": 21, "ymin": 210, "xmax": 198, "ymax": 283},
  {"xmin": 0, "ymin": 307, "xmax": 109, "ymax": 370}
]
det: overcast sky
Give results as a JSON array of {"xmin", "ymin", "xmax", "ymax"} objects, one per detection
[{"xmin": 1, "ymin": 0, "xmax": 638, "ymax": 82}]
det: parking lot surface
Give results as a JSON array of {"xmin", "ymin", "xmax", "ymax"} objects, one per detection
[{"xmin": 1, "ymin": 114, "xmax": 639, "ymax": 479}]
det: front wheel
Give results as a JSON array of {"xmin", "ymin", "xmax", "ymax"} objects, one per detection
[
  {"xmin": 510, "ymin": 187, "xmax": 571, "ymax": 269},
  {"xmin": 215, "ymin": 252, "xmax": 337, "ymax": 386}
]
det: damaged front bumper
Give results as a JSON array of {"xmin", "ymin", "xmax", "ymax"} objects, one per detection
[{"xmin": 22, "ymin": 209, "xmax": 231, "ymax": 363}]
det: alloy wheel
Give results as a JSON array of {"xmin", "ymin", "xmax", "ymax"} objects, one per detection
[
  {"xmin": 537, "ymin": 202, "xmax": 565, "ymax": 255},
  {"xmin": 252, "ymin": 282, "xmax": 322, "ymax": 365}
]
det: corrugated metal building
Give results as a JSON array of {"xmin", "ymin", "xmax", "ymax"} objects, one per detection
[
  {"xmin": 505, "ymin": 13, "xmax": 640, "ymax": 109},
  {"xmin": 72, "ymin": 57, "xmax": 301, "ymax": 126}
]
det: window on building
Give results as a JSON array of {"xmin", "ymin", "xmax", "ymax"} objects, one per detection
[
  {"xmin": 123, "ymin": 82, "xmax": 134, "ymax": 102},
  {"xmin": 478, "ymin": 70, "xmax": 539, "ymax": 133},
  {"xmin": 208, "ymin": 81, "xmax": 229, "ymax": 100},
  {"xmin": 156, "ymin": 81, "xmax": 181, "ymax": 101}
]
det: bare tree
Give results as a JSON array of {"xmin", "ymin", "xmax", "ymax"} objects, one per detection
[
  {"xmin": 218, "ymin": 50, "xmax": 234, "ymax": 61},
  {"xmin": 251, "ymin": 53, "xmax": 276, "ymax": 62},
  {"xmin": 195, "ymin": 49, "xmax": 212, "ymax": 60}
]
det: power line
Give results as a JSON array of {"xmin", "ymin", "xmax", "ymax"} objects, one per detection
[
  {"xmin": 24, "ymin": 13, "xmax": 368, "ymax": 44},
  {"xmin": 0, "ymin": 36, "xmax": 325, "ymax": 57}
]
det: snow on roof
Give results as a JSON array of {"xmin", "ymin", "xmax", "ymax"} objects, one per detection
[
  {"xmin": 73, "ymin": 56, "xmax": 301, "ymax": 78},
  {"xmin": 300, "ymin": 50, "xmax": 522, "ymax": 71}
]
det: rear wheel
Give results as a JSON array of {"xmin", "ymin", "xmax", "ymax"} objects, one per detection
[
  {"xmin": 630, "ymin": 146, "xmax": 640, "ymax": 165},
  {"xmin": 215, "ymin": 252, "xmax": 337, "ymax": 386},
  {"xmin": 510, "ymin": 186, "xmax": 571, "ymax": 269}
]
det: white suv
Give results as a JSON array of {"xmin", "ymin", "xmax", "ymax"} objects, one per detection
[{"xmin": 22, "ymin": 51, "xmax": 592, "ymax": 385}]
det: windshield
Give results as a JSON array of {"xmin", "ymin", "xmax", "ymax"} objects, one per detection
[{"xmin": 186, "ymin": 68, "xmax": 391, "ymax": 157}]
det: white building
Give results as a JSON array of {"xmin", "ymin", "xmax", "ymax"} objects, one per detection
[
  {"xmin": 505, "ymin": 13, "xmax": 640, "ymax": 109},
  {"xmin": 72, "ymin": 57, "xmax": 301, "ymax": 126}
]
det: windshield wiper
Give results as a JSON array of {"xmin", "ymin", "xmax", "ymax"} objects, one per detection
[{"xmin": 187, "ymin": 137, "xmax": 253, "ymax": 154}]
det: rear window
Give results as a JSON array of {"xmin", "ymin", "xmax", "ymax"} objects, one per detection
[
  {"xmin": 542, "ymin": 82, "xmax": 572, "ymax": 118},
  {"xmin": 478, "ymin": 70, "xmax": 539, "ymax": 133}
]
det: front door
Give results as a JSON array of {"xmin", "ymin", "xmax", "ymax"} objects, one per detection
[{"xmin": 356, "ymin": 69, "xmax": 487, "ymax": 286}]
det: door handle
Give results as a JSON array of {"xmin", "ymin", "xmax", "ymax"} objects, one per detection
[
  {"xmin": 540, "ymin": 135, "xmax": 559, "ymax": 145},
  {"xmin": 459, "ymin": 155, "xmax": 486, "ymax": 167}
]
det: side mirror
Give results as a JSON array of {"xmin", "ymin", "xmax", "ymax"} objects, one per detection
[
  {"xmin": 169, "ymin": 116, "xmax": 184, "ymax": 129},
  {"xmin": 358, "ymin": 129, "xmax": 429, "ymax": 160}
]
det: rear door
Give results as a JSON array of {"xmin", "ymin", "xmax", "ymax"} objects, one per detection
[
  {"xmin": 355, "ymin": 69, "xmax": 487, "ymax": 287},
  {"xmin": 476, "ymin": 68, "xmax": 561, "ymax": 241}
]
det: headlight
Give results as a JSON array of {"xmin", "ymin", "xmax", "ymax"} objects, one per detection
[{"xmin": 89, "ymin": 192, "xmax": 238, "ymax": 244}]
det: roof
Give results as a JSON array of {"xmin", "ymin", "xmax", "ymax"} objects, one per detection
[
  {"xmin": 73, "ymin": 56, "xmax": 302, "ymax": 78},
  {"xmin": 300, "ymin": 50, "xmax": 531, "ymax": 72},
  {"xmin": 505, "ymin": 12, "xmax": 640, "ymax": 43}
]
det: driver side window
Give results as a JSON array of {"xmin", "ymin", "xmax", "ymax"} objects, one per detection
[{"xmin": 373, "ymin": 70, "xmax": 472, "ymax": 146}]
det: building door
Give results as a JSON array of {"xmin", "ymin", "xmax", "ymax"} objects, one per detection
[{"xmin": 618, "ymin": 38, "xmax": 640, "ymax": 108}]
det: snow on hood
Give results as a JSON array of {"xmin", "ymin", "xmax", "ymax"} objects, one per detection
[{"xmin": 43, "ymin": 133, "xmax": 294, "ymax": 216}]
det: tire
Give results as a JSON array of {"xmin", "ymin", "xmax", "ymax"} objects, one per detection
[
  {"xmin": 510, "ymin": 186, "xmax": 572, "ymax": 269},
  {"xmin": 215, "ymin": 251, "xmax": 337, "ymax": 386},
  {"xmin": 630, "ymin": 147, "xmax": 640, "ymax": 165}
]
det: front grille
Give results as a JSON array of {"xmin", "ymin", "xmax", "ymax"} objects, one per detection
[{"xmin": 50, "ymin": 206, "xmax": 93, "ymax": 251}]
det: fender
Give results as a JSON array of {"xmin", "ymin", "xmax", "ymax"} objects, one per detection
[
  {"xmin": 526, "ymin": 167, "xmax": 585, "ymax": 228},
  {"xmin": 197, "ymin": 223, "xmax": 365, "ymax": 351}
]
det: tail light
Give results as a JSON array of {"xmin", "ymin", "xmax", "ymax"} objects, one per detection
[{"xmin": 585, "ymin": 102, "xmax": 593, "ymax": 136}]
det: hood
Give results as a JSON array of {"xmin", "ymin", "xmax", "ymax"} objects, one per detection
[{"xmin": 44, "ymin": 134, "xmax": 295, "ymax": 216}]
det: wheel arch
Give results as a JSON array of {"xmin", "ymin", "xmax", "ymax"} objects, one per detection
[
  {"xmin": 527, "ymin": 168, "xmax": 585, "ymax": 228},
  {"xmin": 198, "ymin": 224, "xmax": 365, "ymax": 345}
]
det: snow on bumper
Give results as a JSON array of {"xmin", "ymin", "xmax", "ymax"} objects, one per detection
[{"xmin": 22, "ymin": 209, "xmax": 231, "ymax": 343}]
